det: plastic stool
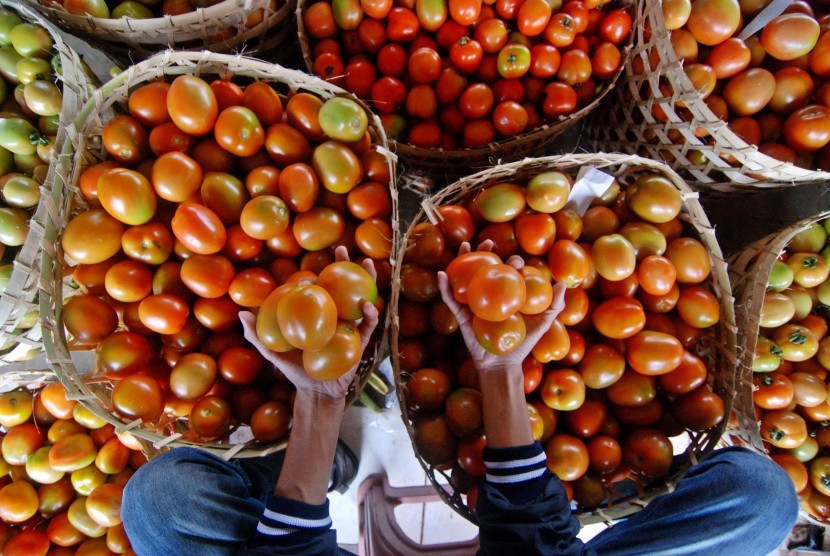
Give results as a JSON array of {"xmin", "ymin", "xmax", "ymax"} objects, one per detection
[{"xmin": 358, "ymin": 474, "xmax": 480, "ymax": 555}]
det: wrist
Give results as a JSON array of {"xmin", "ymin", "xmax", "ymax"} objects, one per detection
[{"xmin": 294, "ymin": 389, "xmax": 348, "ymax": 412}]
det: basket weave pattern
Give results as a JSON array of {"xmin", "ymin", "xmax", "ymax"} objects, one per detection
[
  {"xmin": 0, "ymin": 0, "xmax": 91, "ymax": 364},
  {"xmin": 586, "ymin": 0, "xmax": 830, "ymax": 190},
  {"xmin": 391, "ymin": 153, "xmax": 738, "ymax": 525},
  {"xmin": 38, "ymin": 50, "xmax": 398, "ymax": 459}
]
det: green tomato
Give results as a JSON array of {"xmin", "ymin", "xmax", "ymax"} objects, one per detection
[
  {"xmin": 16, "ymin": 57, "xmax": 52, "ymax": 85},
  {"xmin": 768, "ymin": 260, "xmax": 794, "ymax": 292},
  {"xmin": 0, "ymin": 264, "xmax": 12, "ymax": 293},
  {"xmin": 0, "ymin": 75, "xmax": 6, "ymax": 105},
  {"xmin": 0, "ymin": 146, "xmax": 12, "ymax": 175},
  {"xmin": 0, "ymin": 10, "xmax": 22, "ymax": 47},
  {"xmin": 0, "ymin": 46, "xmax": 22, "ymax": 83},
  {"xmin": 15, "ymin": 152, "xmax": 43, "ymax": 174},
  {"xmin": 3, "ymin": 175, "xmax": 40, "ymax": 208},
  {"xmin": 64, "ymin": 0, "xmax": 110, "ymax": 17},
  {"xmin": 497, "ymin": 43, "xmax": 532, "ymax": 79},
  {"xmin": 9, "ymin": 24, "xmax": 52, "ymax": 58},
  {"xmin": 0, "ymin": 207, "xmax": 28, "ymax": 246},
  {"xmin": 783, "ymin": 285, "xmax": 815, "ymax": 320},
  {"xmin": 760, "ymin": 291, "xmax": 796, "ymax": 328},
  {"xmin": 319, "ymin": 97, "xmax": 368, "ymax": 143},
  {"xmin": 112, "ymin": 1, "xmax": 155, "ymax": 18},
  {"xmin": 790, "ymin": 222, "xmax": 828, "ymax": 253},
  {"xmin": 22, "ymin": 80, "xmax": 62, "ymax": 117},
  {"xmin": 0, "ymin": 117, "xmax": 43, "ymax": 155},
  {"xmin": 38, "ymin": 114, "xmax": 60, "ymax": 135},
  {"xmin": 787, "ymin": 436, "xmax": 819, "ymax": 462},
  {"xmin": 819, "ymin": 279, "xmax": 830, "ymax": 307},
  {"xmin": 752, "ymin": 336, "xmax": 783, "ymax": 372}
]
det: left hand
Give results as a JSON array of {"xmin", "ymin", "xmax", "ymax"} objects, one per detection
[{"xmin": 239, "ymin": 246, "xmax": 381, "ymax": 400}]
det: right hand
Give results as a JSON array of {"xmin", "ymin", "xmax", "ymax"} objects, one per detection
[{"xmin": 437, "ymin": 241, "xmax": 567, "ymax": 375}]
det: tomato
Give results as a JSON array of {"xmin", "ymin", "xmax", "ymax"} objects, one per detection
[
  {"xmin": 592, "ymin": 297, "xmax": 645, "ymax": 339},
  {"xmin": 414, "ymin": 413, "xmax": 457, "ymax": 466},
  {"xmin": 761, "ymin": 410, "xmax": 807, "ymax": 449},
  {"xmin": 587, "ymin": 435, "xmax": 622, "ymax": 474},
  {"xmin": 671, "ymin": 387, "xmax": 724, "ymax": 431},
  {"xmin": 138, "ymin": 294, "xmax": 190, "ymax": 335},
  {"xmin": 543, "ymin": 434, "xmax": 589, "ymax": 484},
  {"xmin": 623, "ymin": 428, "xmax": 672, "ymax": 477},
  {"xmin": 247, "ymin": 401, "xmax": 291, "ymax": 443},
  {"xmin": 450, "ymin": 35, "xmax": 484, "ymax": 74},
  {"xmin": 753, "ymin": 372, "xmax": 794, "ymax": 410},
  {"xmin": 762, "ymin": 13, "xmax": 820, "ymax": 62},
  {"xmin": 63, "ymin": 294, "xmax": 118, "ymax": 345},
  {"xmin": 443, "ymin": 388, "xmax": 483, "ymax": 438},
  {"xmin": 97, "ymin": 332, "xmax": 151, "ymax": 382},
  {"xmin": 548, "ymin": 240, "xmax": 590, "ymax": 287},
  {"xmin": 189, "ymin": 396, "xmax": 231, "ymax": 439},
  {"xmin": 724, "ymin": 68, "xmax": 776, "ymax": 117},
  {"xmin": 407, "ymin": 368, "xmax": 452, "ymax": 410},
  {"xmin": 102, "ymin": 115, "xmax": 148, "ymax": 165},
  {"xmin": 445, "ymin": 251, "xmax": 502, "ymax": 303},
  {"xmin": 472, "ymin": 313, "xmax": 526, "ymax": 354},
  {"xmin": 556, "ymin": 49, "xmax": 591, "ymax": 86},
  {"xmin": 773, "ymin": 324, "xmax": 819, "ymax": 362},
  {"xmin": 784, "ymin": 105, "xmax": 830, "ymax": 153},
  {"xmin": 277, "ymin": 284, "xmax": 338, "ymax": 351},
  {"xmin": 810, "ymin": 32, "xmax": 830, "ymax": 77},
  {"xmin": 540, "ymin": 368, "xmax": 585, "ymax": 411},
  {"xmin": 607, "ymin": 371, "xmax": 656, "ymax": 407},
  {"xmin": 387, "ymin": 7, "xmax": 420, "ymax": 42},
  {"xmin": 265, "ymin": 123, "xmax": 311, "ymax": 166},
  {"xmin": 600, "ymin": 8, "xmax": 631, "ymax": 45},
  {"xmin": 624, "ymin": 330, "xmax": 683, "ymax": 376},
  {"xmin": 590, "ymin": 234, "xmax": 636, "ymax": 281},
  {"xmin": 465, "ymin": 263, "xmax": 526, "ymax": 322},
  {"xmin": 789, "ymin": 371, "xmax": 826, "ymax": 407},
  {"xmin": 129, "ymin": 81, "xmax": 171, "ymax": 127},
  {"xmin": 566, "ymin": 400, "xmax": 606, "ymax": 438},
  {"xmin": 576, "ymin": 343, "xmax": 623, "ymax": 389},
  {"xmin": 62, "ymin": 209, "xmax": 125, "ymax": 265},
  {"xmin": 686, "ymin": 0, "xmax": 739, "ymax": 46},
  {"xmin": 167, "ymin": 75, "xmax": 218, "ymax": 136},
  {"xmin": 531, "ymin": 318, "xmax": 570, "ymax": 362}
]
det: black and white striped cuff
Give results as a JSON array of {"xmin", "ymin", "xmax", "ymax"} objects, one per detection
[
  {"xmin": 255, "ymin": 495, "xmax": 332, "ymax": 539},
  {"xmin": 483, "ymin": 442, "xmax": 551, "ymax": 505}
]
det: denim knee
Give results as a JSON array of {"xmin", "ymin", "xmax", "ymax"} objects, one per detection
[{"xmin": 698, "ymin": 447, "xmax": 798, "ymax": 530}]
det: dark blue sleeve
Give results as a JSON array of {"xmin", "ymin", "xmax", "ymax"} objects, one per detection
[
  {"xmin": 476, "ymin": 442, "xmax": 595, "ymax": 556},
  {"xmin": 240, "ymin": 495, "xmax": 352, "ymax": 555}
]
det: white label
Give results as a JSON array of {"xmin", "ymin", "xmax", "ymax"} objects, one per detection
[{"xmin": 565, "ymin": 167, "xmax": 616, "ymax": 215}]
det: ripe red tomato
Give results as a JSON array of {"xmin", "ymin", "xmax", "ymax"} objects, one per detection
[
  {"xmin": 167, "ymin": 75, "xmax": 218, "ymax": 136},
  {"xmin": 623, "ymin": 428, "xmax": 673, "ymax": 477}
]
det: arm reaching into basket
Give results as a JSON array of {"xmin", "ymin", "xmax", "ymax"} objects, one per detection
[
  {"xmin": 438, "ymin": 245, "xmax": 593, "ymax": 556},
  {"xmin": 237, "ymin": 248, "xmax": 379, "ymax": 555}
]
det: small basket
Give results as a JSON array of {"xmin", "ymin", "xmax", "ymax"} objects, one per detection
[
  {"xmin": 390, "ymin": 153, "xmax": 738, "ymax": 525},
  {"xmin": 0, "ymin": 0, "xmax": 92, "ymax": 364},
  {"xmin": 25, "ymin": 0, "xmax": 295, "ymax": 65},
  {"xmin": 297, "ymin": 0, "xmax": 635, "ymax": 177},
  {"xmin": 727, "ymin": 214, "xmax": 830, "ymax": 525},
  {"xmin": 585, "ymin": 0, "xmax": 830, "ymax": 191},
  {"xmin": 39, "ymin": 50, "xmax": 399, "ymax": 459}
]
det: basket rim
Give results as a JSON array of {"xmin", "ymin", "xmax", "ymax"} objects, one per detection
[
  {"xmin": 389, "ymin": 152, "xmax": 738, "ymax": 524},
  {"xmin": 38, "ymin": 50, "xmax": 400, "ymax": 458}
]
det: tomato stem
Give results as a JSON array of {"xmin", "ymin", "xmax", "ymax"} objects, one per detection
[
  {"xmin": 803, "ymin": 256, "xmax": 818, "ymax": 269},
  {"xmin": 788, "ymin": 331, "xmax": 808, "ymax": 345},
  {"xmin": 768, "ymin": 428, "xmax": 785, "ymax": 441},
  {"xmin": 770, "ymin": 344, "xmax": 784, "ymax": 357}
]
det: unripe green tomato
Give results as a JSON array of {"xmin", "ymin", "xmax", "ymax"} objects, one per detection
[
  {"xmin": 16, "ymin": 56, "xmax": 51, "ymax": 85},
  {"xmin": 0, "ymin": 75, "xmax": 6, "ymax": 105},
  {"xmin": 790, "ymin": 222, "xmax": 827, "ymax": 253},
  {"xmin": 823, "ymin": 218, "xmax": 830, "ymax": 237},
  {"xmin": 36, "ymin": 134, "xmax": 55, "ymax": 164},
  {"xmin": 0, "ymin": 207, "xmax": 28, "ymax": 246},
  {"xmin": 783, "ymin": 286, "xmax": 815, "ymax": 320},
  {"xmin": 753, "ymin": 336, "xmax": 783, "ymax": 373},
  {"xmin": 0, "ymin": 46, "xmax": 22, "ymax": 83},
  {"xmin": 71, "ymin": 464, "xmax": 107, "ymax": 496},
  {"xmin": 3, "ymin": 174, "xmax": 40, "ymax": 208},
  {"xmin": 787, "ymin": 436, "xmax": 819, "ymax": 462},
  {"xmin": 0, "ymin": 145, "xmax": 12, "ymax": 175},
  {"xmin": 38, "ymin": 114, "xmax": 60, "ymax": 135},
  {"xmin": 23, "ymin": 79, "xmax": 62, "ymax": 116},
  {"xmin": 768, "ymin": 260, "xmax": 794, "ymax": 292},
  {"xmin": 15, "ymin": 151, "xmax": 44, "ymax": 173},
  {"xmin": 0, "ymin": 10, "xmax": 23, "ymax": 47},
  {"xmin": 0, "ymin": 264, "xmax": 13, "ymax": 293},
  {"xmin": 819, "ymin": 279, "xmax": 830, "ymax": 306},
  {"xmin": 16, "ymin": 309, "xmax": 37, "ymax": 330},
  {"xmin": 112, "ymin": 1, "xmax": 155, "ymax": 18},
  {"xmin": 0, "ymin": 117, "xmax": 40, "ymax": 155},
  {"xmin": 319, "ymin": 97, "xmax": 368, "ymax": 143},
  {"xmin": 63, "ymin": 0, "xmax": 110, "ymax": 18},
  {"xmin": 9, "ymin": 24, "xmax": 52, "ymax": 58}
]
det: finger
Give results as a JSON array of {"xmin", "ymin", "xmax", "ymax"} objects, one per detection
[
  {"xmin": 476, "ymin": 239, "xmax": 494, "ymax": 252},
  {"xmin": 506, "ymin": 255, "xmax": 525, "ymax": 270},
  {"xmin": 238, "ymin": 311, "xmax": 260, "ymax": 346},
  {"xmin": 550, "ymin": 282, "xmax": 567, "ymax": 315},
  {"xmin": 358, "ymin": 302, "xmax": 380, "ymax": 347},
  {"xmin": 361, "ymin": 257, "xmax": 378, "ymax": 281},
  {"xmin": 437, "ymin": 271, "xmax": 465, "ymax": 318},
  {"xmin": 334, "ymin": 245, "xmax": 350, "ymax": 263},
  {"xmin": 522, "ymin": 310, "xmax": 558, "ymax": 350},
  {"xmin": 458, "ymin": 241, "xmax": 471, "ymax": 256}
]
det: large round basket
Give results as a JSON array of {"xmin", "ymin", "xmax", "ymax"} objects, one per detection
[
  {"xmin": 39, "ymin": 50, "xmax": 399, "ymax": 459},
  {"xmin": 390, "ymin": 153, "xmax": 738, "ymax": 525},
  {"xmin": 24, "ymin": 0, "xmax": 294, "ymax": 65},
  {"xmin": 727, "ymin": 215, "xmax": 830, "ymax": 525},
  {"xmin": 585, "ymin": 0, "xmax": 830, "ymax": 191},
  {"xmin": 0, "ymin": 0, "xmax": 92, "ymax": 364},
  {"xmin": 297, "ymin": 0, "xmax": 635, "ymax": 177}
]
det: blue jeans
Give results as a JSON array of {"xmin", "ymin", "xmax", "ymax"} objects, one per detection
[{"xmin": 122, "ymin": 446, "xmax": 797, "ymax": 555}]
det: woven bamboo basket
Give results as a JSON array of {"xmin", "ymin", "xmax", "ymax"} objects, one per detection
[
  {"xmin": 39, "ymin": 50, "xmax": 399, "ymax": 459},
  {"xmin": 390, "ymin": 152, "xmax": 738, "ymax": 525},
  {"xmin": 0, "ymin": 0, "xmax": 92, "ymax": 364},
  {"xmin": 585, "ymin": 0, "xmax": 830, "ymax": 191},
  {"xmin": 727, "ymin": 214, "xmax": 830, "ymax": 525},
  {"xmin": 25, "ymin": 0, "xmax": 294, "ymax": 65},
  {"xmin": 297, "ymin": 0, "xmax": 636, "ymax": 177}
]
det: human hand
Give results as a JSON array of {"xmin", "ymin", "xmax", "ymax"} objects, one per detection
[
  {"xmin": 239, "ymin": 246, "xmax": 380, "ymax": 400},
  {"xmin": 438, "ymin": 242, "xmax": 567, "ymax": 375}
]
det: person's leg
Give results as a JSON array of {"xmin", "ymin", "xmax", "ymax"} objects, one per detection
[
  {"xmin": 122, "ymin": 448, "xmax": 270, "ymax": 556},
  {"xmin": 587, "ymin": 446, "xmax": 798, "ymax": 556}
]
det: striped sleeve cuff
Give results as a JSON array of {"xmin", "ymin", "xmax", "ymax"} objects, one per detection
[
  {"xmin": 483, "ymin": 442, "xmax": 552, "ymax": 505},
  {"xmin": 254, "ymin": 495, "xmax": 333, "ymax": 541}
]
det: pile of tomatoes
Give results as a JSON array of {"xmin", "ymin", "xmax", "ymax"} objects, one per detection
[
  {"xmin": 748, "ymin": 219, "xmax": 830, "ymax": 521},
  {"xmin": 398, "ymin": 163, "xmax": 726, "ymax": 510},
  {"xmin": 40, "ymin": 0, "xmax": 277, "ymax": 27},
  {"xmin": 651, "ymin": 0, "xmax": 830, "ymax": 170},
  {"xmin": 303, "ymin": 0, "xmax": 632, "ymax": 150},
  {"xmin": 58, "ymin": 71, "xmax": 393, "ymax": 444},
  {"xmin": 0, "ymin": 383, "xmax": 146, "ymax": 555},
  {"xmin": 0, "ymin": 9, "xmax": 67, "ymax": 341}
]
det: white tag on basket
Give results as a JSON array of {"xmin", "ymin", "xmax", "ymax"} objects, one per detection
[
  {"xmin": 737, "ymin": 0, "xmax": 791, "ymax": 40},
  {"xmin": 566, "ymin": 167, "xmax": 616, "ymax": 216}
]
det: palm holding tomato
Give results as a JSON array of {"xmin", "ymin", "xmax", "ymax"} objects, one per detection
[{"xmin": 239, "ymin": 247, "xmax": 379, "ymax": 399}]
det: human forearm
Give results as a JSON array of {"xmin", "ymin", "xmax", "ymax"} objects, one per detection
[
  {"xmin": 274, "ymin": 391, "xmax": 345, "ymax": 505},
  {"xmin": 480, "ymin": 364, "xmax": 534, "ymax": 449}
]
